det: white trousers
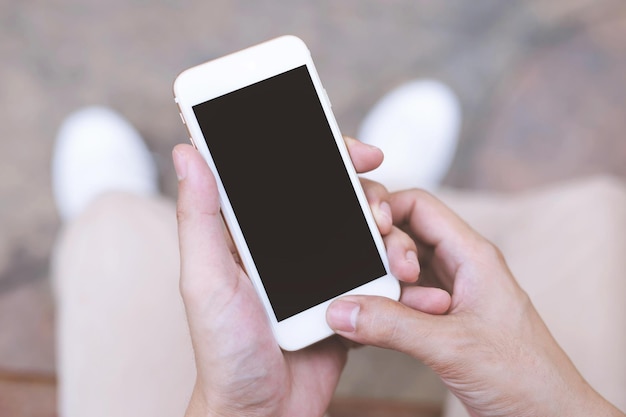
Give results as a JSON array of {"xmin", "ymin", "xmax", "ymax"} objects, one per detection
[{"xmin": 52, "ymin": 176, "xmax": 626, "ymax": 416}]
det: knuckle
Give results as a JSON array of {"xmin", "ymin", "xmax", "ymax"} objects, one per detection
[
  {"xmin": 408, "ymin": 187, "xmax": 435, "ymax": 200},
  {"xmin": 474, "ymin": 237, "xmax": 505, "ymax": 265},
  {"xmin": 360, "ymin": 298, "xmax": 409, "ymax": 347}
]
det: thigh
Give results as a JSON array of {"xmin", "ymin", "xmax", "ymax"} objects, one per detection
[{"xmin": 52, "ymin": 192, "xmax": 195, "ymax": 417}]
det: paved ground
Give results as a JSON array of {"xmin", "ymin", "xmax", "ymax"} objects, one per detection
[{"xmin": 1, "ymin": 0, "xmax": 626, "ymax": 415}]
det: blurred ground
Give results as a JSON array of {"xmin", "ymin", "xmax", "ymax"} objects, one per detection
[{"xmin": 1, "ymin": 0, "xmax": 626, "ymax": 415}]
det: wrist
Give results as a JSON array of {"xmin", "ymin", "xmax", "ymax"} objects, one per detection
[
  {"xmin": 532, "ymin": 371, "xmax": 624, "ymax": 417},
  {"xmin": 566, "ymin": 384, "xmax": 625, "ymax": 417}
]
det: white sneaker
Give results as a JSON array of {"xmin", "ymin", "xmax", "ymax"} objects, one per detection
[
  {"xmin": 52, "ymin": 106, "xmax": 159, "ymax": 221},
  {"xmin": 358, "ymin": 79, "xmax": 461, "ymax": 191}
]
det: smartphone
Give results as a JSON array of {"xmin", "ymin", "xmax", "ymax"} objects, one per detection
[{"xmin": 173, "ymin": 35, "xmax": 400, "ymax": 351}]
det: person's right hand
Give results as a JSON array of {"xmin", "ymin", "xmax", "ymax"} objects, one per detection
[{"xmin": 327, "ymin": 188, "xmax": 624, "ymax": 417}]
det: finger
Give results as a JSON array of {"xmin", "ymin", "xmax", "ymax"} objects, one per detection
[
  {"xmin": 326, "ymin": 295, "xmax": 449, "ymax": 362},
  {"xmin": 400, "ymin": 286, "xmax": 451, "ymax": 315},
  {"xmin": 402, "ymin": 240, "xmax": 455, "ymax": 293},
  {"xmin": 383, "ymin": 226, "xmax": 420, "ymax": 283},
  {"xmin": 390, "ymin": 189, "xmax": 484, "ymax": 279},
  {"xmin": 361, "ymin": 177, "xmax": 393, "ymax": 235},
  {"xmin": 344, "ymin": 136, "xmax": 384, "ymax": 173},
  {"xmin": 172, "ymin": 144, "xmax": 239, "ymax": 306}
]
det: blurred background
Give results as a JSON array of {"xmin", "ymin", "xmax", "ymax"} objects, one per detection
[{"xmin": 1, "ymin": 0, "xmax": 626, "ymax": 415}]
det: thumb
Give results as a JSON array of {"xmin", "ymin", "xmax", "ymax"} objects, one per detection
[
  {"xmin": 172, "ymin": 144, "xmax": 239, "ymax": 308},
  {"xmin": 326, "ymin": 295, "xmax": 448, "ymax": 362}
]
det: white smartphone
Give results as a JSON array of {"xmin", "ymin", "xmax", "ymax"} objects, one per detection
[{"xmin": 173, "ymin": 35, "xmax": 400, "ymax": 351}]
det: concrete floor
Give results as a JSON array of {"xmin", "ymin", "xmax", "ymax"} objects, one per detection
[{"xmin": 1, "ymin": 0, "xmax": 626, "ymax": 415}]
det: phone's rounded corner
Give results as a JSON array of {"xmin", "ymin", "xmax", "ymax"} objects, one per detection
[
  {"xmin": 390, "ymin": 274, "xmax": 402, "ymax": 301},
  {"xmin": 273, "ymin": 312, "xmax": 335, "ymax": 352},
  {"xmin": 172, "ymin": 69, "xmax": 189, "ymax": 99},
  {"xmin": 377, "ymin": 272, "xmax": 401, "ymax": 302},
  {"xmin": 278, "ymin": 34, "xmax": 307, "ymax": 48},
  {"xmin": 274, "ymin": 329, "xmax": 304, "ymax": 352},
  {"xmin": 276, "ymin": 331, "xmax": 331, "ymax": 352},
  {"xmin": 276, "ymin": 339, "xmax": 302, "ymax": 352}
]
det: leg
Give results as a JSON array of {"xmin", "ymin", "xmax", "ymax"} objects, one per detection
[
  {"xmin": 438, "ymin": 176, "xmax": 626, "ymax": 415},
  {"xmin": 52, "ymin": 192, "xmax": 196, "ymax": 417}
]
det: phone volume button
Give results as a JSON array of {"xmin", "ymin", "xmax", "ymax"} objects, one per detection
[
  {"xmin": 189, "ymin": 137, "xmax": 197, "ymax": 149},
  {"xmin": 179, "ymin": 112, "xmax": 186, "ymax": 125}
]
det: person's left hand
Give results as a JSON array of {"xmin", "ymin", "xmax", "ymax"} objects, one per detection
[{"xmin": 172, "ymin": 137, "xmax": 432, "ymax": 417}]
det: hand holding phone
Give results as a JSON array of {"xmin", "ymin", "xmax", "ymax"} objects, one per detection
[
  {"xmin": 174, "ymin": 35, "xmax": 400, "ymax": 351},
  {"xmin": 174, "ymin": 135, "xmax": 418, "ymax": 417},
  {"xmin": 174, "ymin": 142, "xmax": 347, "ymax": 417}
]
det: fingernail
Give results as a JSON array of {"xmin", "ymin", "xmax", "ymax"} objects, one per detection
[
  {"xmin": 327, "ymin": 300, "xmax": 360, "ymax": 332},
  {"xmin": 366, "ymin": 142, "xmax": 382, "ymax": 152},
  {"xmin": 379, "ymin": 201, "xmax": 392, "ymax": 223},
  {"xmin": 172, "ymin": 148, "xmax": 187, "ymax": 181},
  {"xmin": 406, "ymin": 250, "xmax": 420, "ymax": 274}
]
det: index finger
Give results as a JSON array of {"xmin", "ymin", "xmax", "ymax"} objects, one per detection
[
  {"xmin": 344, "ymin": 136, "xmax": 384, "ymax": 174},
  {"xmin": 389, "ymin": 189, "xmax": 484, "ymax": 278}
]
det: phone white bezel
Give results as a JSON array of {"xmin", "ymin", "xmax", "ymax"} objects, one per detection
[{"xmin": 173, "ymin": 35, "xmax": 400, "ymax": 351}]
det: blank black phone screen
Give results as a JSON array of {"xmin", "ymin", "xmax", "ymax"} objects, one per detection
[{"xmin": 193, "ymin": 65, "xmax": 386, "ymax": 321}]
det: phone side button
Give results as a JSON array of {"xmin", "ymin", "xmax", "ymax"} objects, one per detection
[
  {"xmin": 179, "ymin": 112, "xmax": 186, "ymax": 125},
  {"xmin": 189, "ymin": 137, "xmax": 198, "ymax": 149}
]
